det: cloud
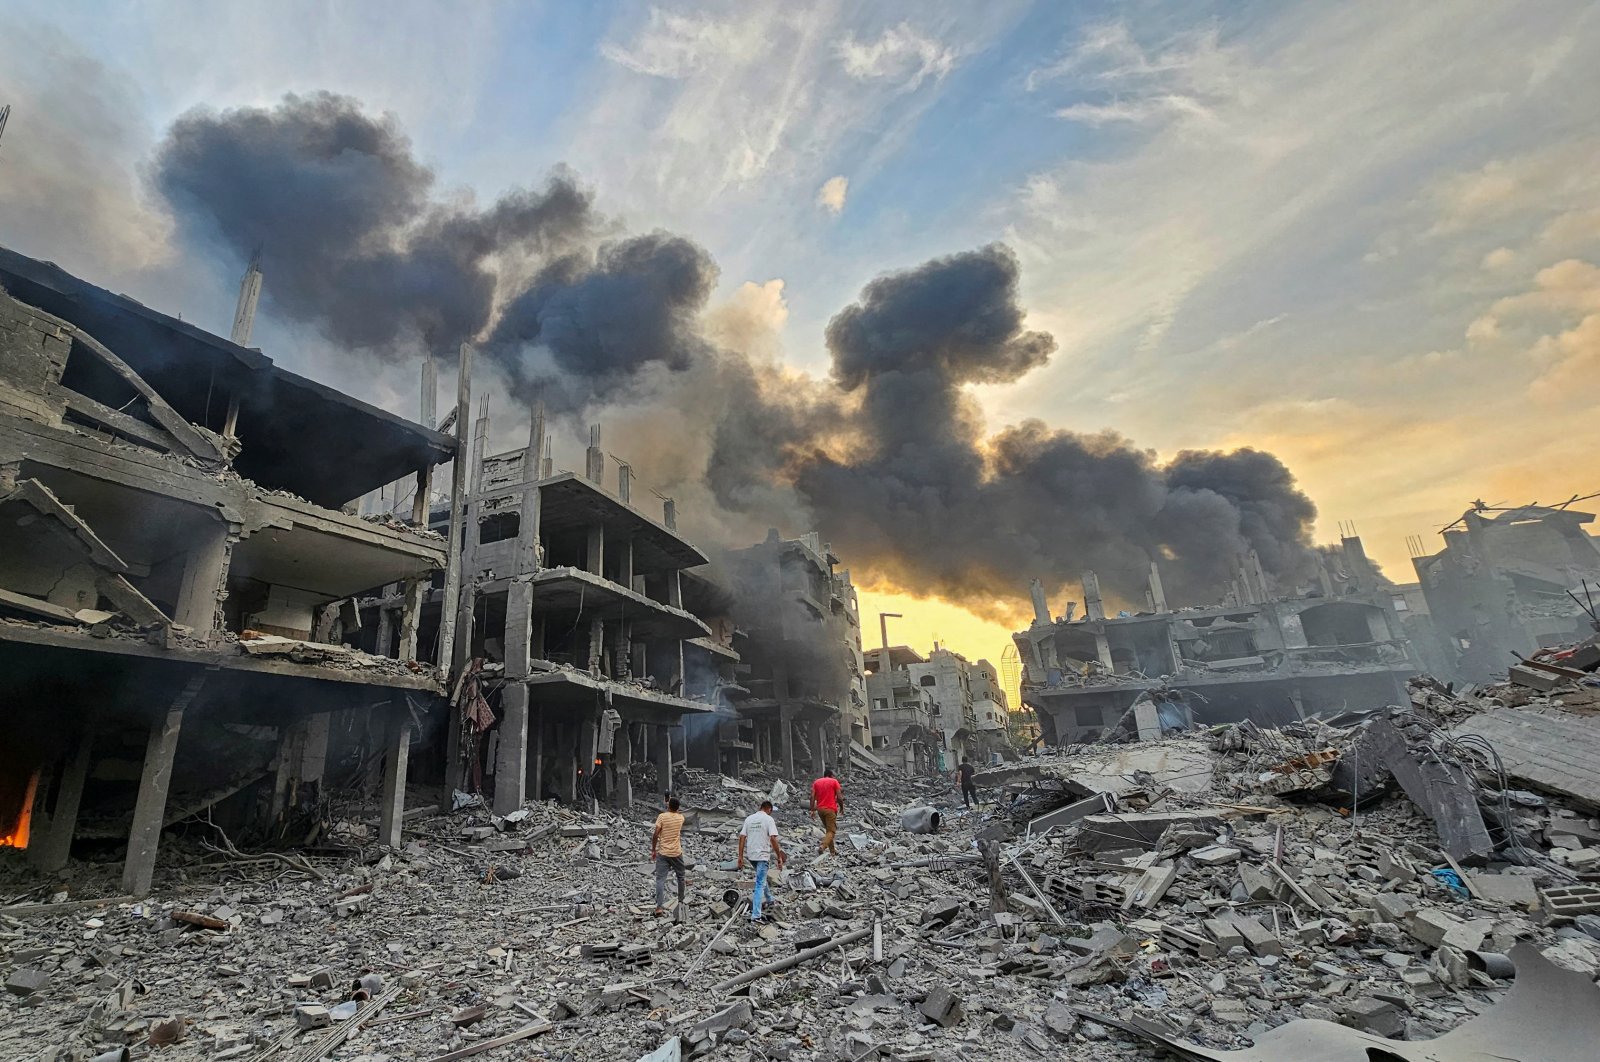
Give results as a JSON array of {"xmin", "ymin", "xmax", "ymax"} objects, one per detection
[
  {"xmin": 600, "ymin": 7, "xmax": 765, "ymax": 78},
  {"xmin": 1029, "ymin": 20, "xmax": 1241, "ymax": 130},
  {"xmin": 816, "ymin": 174, "xmax": 849, "ymax": 214},
  {"xmin": 836, "ymin": 22, "xmax": 957, "ymax": 89}
]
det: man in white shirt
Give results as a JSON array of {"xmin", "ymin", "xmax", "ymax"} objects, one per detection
[{"xmin": 736, "ymin": 799, "xmax": 786, "ymax": 921}]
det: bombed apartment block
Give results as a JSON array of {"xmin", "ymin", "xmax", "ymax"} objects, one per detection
[
  {"xmin": 1411, "ymin": 501, "xmax": 1600, "ymax": 683},
  {"xmin": 433, "ymin": 415, "xmax": 730, "ymax": 814},
  {"xmin": 1014, "ymin": 542, "xmax": 1419, "ymax": 746},
  {"xmin": 0, "ymin": 247, "xmax": 454, "ymax": 890},
  {"xmin": 866, "ymin": 644, "xmax": 1011, "ymax": 771},
  {"xmin": 718, "ymin": 530, "xmax": 867, "ymax": 778}
]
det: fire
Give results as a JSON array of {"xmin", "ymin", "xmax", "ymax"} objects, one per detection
[{"xmin": 0, "ymin": 769, "xmax": 38, "ymax": 849}]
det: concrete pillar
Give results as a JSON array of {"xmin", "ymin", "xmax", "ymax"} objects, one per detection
[
  {"xmin": 270, "ymin": 719, "xmax": 307, "ymax": 822},
  {"xmin": 29, "ymin": 724, "xmax": 94, "ymax": 873},
  {"xmin": 398, "ymin": 576, "xmax": 425, "ymax": 661},
  {"xmin": 374, "ymin": 596, "xmax": 397, "ymax": 658},
  {"xmin": 174, "ymin": 522, "xmax": 230, "ymax": 639},
  {"xmin": 612, "ymin": 723, "xmax": 633, "ymax": 809},
  {"xmin": 301, "ymin": 713, "xmax": 329, "ymax": 787},
  {"xmin": 378, "ymin": 711, "xmax": 411, "ymax": 849},
  {"xmin": 1249, "ymin": 549, "xmax": 1272, "ymax": 601},
  {"xmin": 586, "ymin": 524, "xmax": 605, "ymax": 576},
  {"xmin": 529, "ymin": 707, "xmax": 544, "ymax": 802},
  {"xmin": 1148, "ymin": 562, "xmax": 1168, "ymax": 613},
  {"xmin": 494, "ymin": 684, "xmax": 530, "ymax": 815},
  {"xmin": 1094, "ymin": 633, "xmax": 1114, "ymax": 671},
  {"xmin": 588, "ymin": 617, "xmax": 605, "ymax": 675},
  {"xmin": 505, "ymin": 580, "xmax": 534, "ymax": 679},
  {"xmin": 585, "ymin": 425, "xmax": 605, "ymax": 484},
  {"xmin": 778, "ymin": 706, "xmax": 796, "ymax": 779},
  {"xmin": 610, "ymin": 620, "xmax": 630, "ymax": 681},
  {"xmin": 663, "ymin": 498, "xmax": 676, "ymax": 530},
  {"xmin": 809, "ymin": 719, "xmax": 827, "ymax": 773},
  {"xmin": 577, "ymin": 713, "xmax": 598, "ymax": 812},
  {"xmin": 1081, "ymin": 571, "xmax": 1106, "ymax": 622},
  {"xmin": 1029, "ymin": 578, "xmax": 1053, "ymax": 626},
  {"xmin": 655, "ymin": 724, "xmax": 673, "ymax": 796},
  {"xmin": 617, "ymin": 537, "xmax": 634, "ymax": 588},
  {"xmin": 123, "ymin": 675, "xmax": 205, "ymax": 896},
  {"xmin": 556, "ymin": 722, "xmax": 578, "ymax": 803}
]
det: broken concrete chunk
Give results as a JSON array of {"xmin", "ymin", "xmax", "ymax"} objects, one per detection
[
  {"xmin": 1225, "ymin": 914, "xmax": 1284, "ymax": 957},
  {"xmin": 1191, "ymin": 845, "xmax": 1241, "ymax": 866},
  {"xmin": 4, "ymin": 968, "xmax": 48, "ymax": 997},
  {"xmin": 1342, "ymin": 996, "xmax": 1403, "ymax": 1037},
  {"xmin": 294, "ymin": 1004, "xmax": 332, "ymax": 1031},
  {"xmin": 1078, "ymin": 811, "xmax": 1222, "ymax": 853},
  {"xmin": 917, "ymin": 985, "xmax": 963, "ymax": 1028}
]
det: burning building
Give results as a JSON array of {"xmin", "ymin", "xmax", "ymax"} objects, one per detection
[
  {"xmin": 0, "ymin": 246, "xmax": 454, "ymax": 893},
  {"xmin": 718, "ymin": 531, "xmax": 867, "ymax": 779},
  {"xmin": 1411, "ymin": 500, "xmax": 1600, "ymax": 683},
  {"xmin": 1013, "ymin": 540, "xmax": 1418, "ymax": 746}
]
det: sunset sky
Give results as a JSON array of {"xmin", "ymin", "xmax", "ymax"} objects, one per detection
[{"xmin": 4, "ymin": 2, "xmax": 1598, "ymax": 678}]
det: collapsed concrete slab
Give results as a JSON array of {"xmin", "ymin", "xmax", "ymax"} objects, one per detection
[{"xmin": 1454, "ymin": 707, "xmax": 1600, "ymax": 809}]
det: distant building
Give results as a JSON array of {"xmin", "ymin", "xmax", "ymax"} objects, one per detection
[
  {"xmin": 1412, "ymin": 502, "xmax": 1600, "ymax": 683},
  {"xmin": 1013, "ymin": 540, "xmax": 1418, "ymax": 746}
]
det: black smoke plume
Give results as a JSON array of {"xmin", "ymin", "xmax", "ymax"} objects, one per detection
[
  {"xmin": 155, "ymin": 92, "xmax": 594, "ymax": 353},
  {"xmin": 152, "ymin": 97, "xmax": 1319, "ymax": 619}
]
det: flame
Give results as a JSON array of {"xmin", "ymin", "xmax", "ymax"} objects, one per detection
[{"xmin": 1, "ymin": 770, "xmax": 38, "ymax": 849}]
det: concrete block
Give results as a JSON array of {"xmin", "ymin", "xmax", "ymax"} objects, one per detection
[
  {"xmin": 1372, "ymin": 893, "xmax": 1417, "ymax": 924},
  {"xmin": 1441, "ymin": 918, "xmax": 1493, "ymax": 954},
  {"xmin": 294, "ymin": 1005, "xmax": 332, "ymax": 1031},
  {"xmin": 1467, "ymin": 873, "xmax": 1539, "ymax": 907},
  {"xmin": 1237, "ymin": 864, "xmax": 1278, "ymax": 901},
  {"xmin": 1226, "ymin": 914, "xmax": 1283, "ymax": 957},
  {"xmin": 1406, "ymin": 909, "xmax": 1462, "ymax": 948},
  {"xmin": 1128, "ymin": 865, "xmax": 1178, "ymax": 909},
  {"xmin": 1541, "ymin": 885, "xmax": 1600, "ymax": 915},
  {"xmin": 1079, "ymin": 811, "xmax": 1223, "ymax": 853},
  {"xmin": 1203, "ymin": 918, "xmax": 1245, "ymax": 950},
  {"xmin": 1343, "ymin": 997, "xmax": 1403, "ymax": 1037},
  {"xmin": 918, "ymin": 985, "xmax": 963, "ymax": 1028},
  {"xmin": 4, "ymin": 969, "xmax": 48, "ymax": 997},
  {"xmin": 1192, "ymin": 846, "xmax": 1241, "ymax": 866}
]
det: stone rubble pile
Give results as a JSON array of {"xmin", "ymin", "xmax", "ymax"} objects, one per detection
[{"xmin": 6, "ymin": 678, "xmax": 1600, "ymax": 1061}]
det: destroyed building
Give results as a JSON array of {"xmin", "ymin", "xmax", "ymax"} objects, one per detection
[
  {"xmin": 1411, "ymin": 500, "xmax": 1600, "ymax": 683},
  {"xmin": 865, "ymin": 645, "xmax": 940, "ymax": 773},
  {"xmin": 721, "ymin": 531, "xmax": 866, "ymax": 779},
  {"xmin": 434, "ymin": 416, "xmax": 726, "ymax": 815},
  {"xmin": 1014, "ymin": 541, "xmax": 1419, "ymax": 745},
  {"xmin": 0, "ymin": 247, "xmax": 455, "ymax": 892}
]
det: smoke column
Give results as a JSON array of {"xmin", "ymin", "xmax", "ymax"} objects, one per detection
[{"xmin": 154, "ymin": 94, "xmax": 1319, "ymax": 620}]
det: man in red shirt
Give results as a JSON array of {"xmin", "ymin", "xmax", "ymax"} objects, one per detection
[{"xmin": 809, "ymin": 769, "xmax": 843, "ymax": 858}]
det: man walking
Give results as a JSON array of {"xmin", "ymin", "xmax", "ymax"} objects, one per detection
[
  {"xmin": 737, "ymin": 799, "xmax": 785, "ymax": 921},
  {"xmin": 956, "ymin": 757, "xmax": 979, "ymax": 808},
  {"xmin": 809, "ymin": 768, "xmax": 843, "ymax": 858},
  {"xmin": 651, "ymin": 796, "xmax": 687, "ymax": 916}
]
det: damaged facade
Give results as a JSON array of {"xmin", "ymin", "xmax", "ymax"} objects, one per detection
[
  {"xmin": 1411, "ymin": 501, "xmax": 1600, "ymax": 684},
  {"xmin": 1014, "ymin": 541, "xmax": 1419, "ymax": 746},
  {"xmin": 711, "ymin": 531, "xmax": 868, "ymax": 779},
  {"xmin": 0, "ymin": 247, "xmax": 454, "ymax": 892}
]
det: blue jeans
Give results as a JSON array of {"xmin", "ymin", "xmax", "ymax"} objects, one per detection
[{"xmin": 750, "ymin": 860, "xmax": 769, "ymax": 919}]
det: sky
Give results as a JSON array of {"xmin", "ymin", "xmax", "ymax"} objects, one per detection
[{"xmin": 3, "ymin": 1, "xmax": 1599, "ymax": 678}]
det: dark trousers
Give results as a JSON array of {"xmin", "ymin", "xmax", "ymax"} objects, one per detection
[
  {"xmin": 654, "ymin": 854, "xmax": 686, "ymax": 907},
  {"xmin": 962, "ymin": 782, "xmax": 978, "ymax": 806}
]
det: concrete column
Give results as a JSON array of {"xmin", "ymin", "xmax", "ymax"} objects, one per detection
[
  {"xmin": 1029, "ymin": 578, "xmax": 1053, "ymax": 626},
  {"xmin": 1148, "ymin": 562, "xmax": 1168, "ymax": 613},
  {"xmin": 1093, "ymin": 634, "xmax": 1114, "ymax": 671},
  {"xmin": 529, "ymin": 707, "xmax": 544, "ymax": 802},
  {"xmin": 174, "ymin": 522, "xmax": 230, "ymax": 639},
  {"xmin": 663, "ymin": 498, "xmax": 677, "ymax": 530},
  {"xmin": 667, "ymin": 569, "xmax": 683, "ymax": 609},
  {"xmin": 610, "ymin": 620, "xmax": 630, "ymax": 680},
  {"xmin": 531, "ymin": 614, "xmax": 547, "ymax": 662},
  {"xmin": 612, "ymin": 723, "xmax": 633, "ymax": 809},
  {"xmin": 397, "ymin": 577, "xmax": 425, "ymax": 661},
  {"xmin": 556, "ymin": 722, "xmax": 577, "ymax": 803},
  {"xmin": 577, "ymin": 713, "xmax": 598, "ymax": 813},
  {"xmin": 587, "ymin": 617, "xmax": 605, "ymax": 674},
  {"xmin": 494, "ymin": 684, "xmax": 530, "ymax": 815},
  {"xmin": 778, "ymin": 706, "xmax": 796, "ymax": 779},
  {"xmin": 585, "ymin": 425, "xmax": 605, "ymax": 484},
  {"xmin": 374, "ymin": 594, "xmax": 397, "ymax": 659},
  {"xmin": 505, "ymin": 580, "xmax": 534, "ymax": 679},
  {"xmin": 617, "ymin": 537, "xmax": 634, "ymax": 588},
  {"xmin": 586, "ymin": 524, "xmax": 605, "ymax": 576},
  {"xmin": 655, "ymin": 724, "xmax": 673, "ymax": 796},
  {"xmin": 1081, "ymin": 570, "xmax": 1106, "ymax": 621},
  {"xmin": 300, "ymin": 713, "xmax": 330, "ymax": 787},
  {"xmin": 29, "ymin": 724, "xmax": 94, "ymax": 873},
  {"xmin": 270, "ymin": 719, "xmax": 307, "ymax": 822},
  {"xmin": 123, "ymin": 675, "xmax": 205, "ymax": 896},
  {"xmin": 378, "ymin": 711, "xmax": 411, "ymax": 848},
  {"xmin": 809, "ymin": 719, "xmax": 827, "ymax": 773}
]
